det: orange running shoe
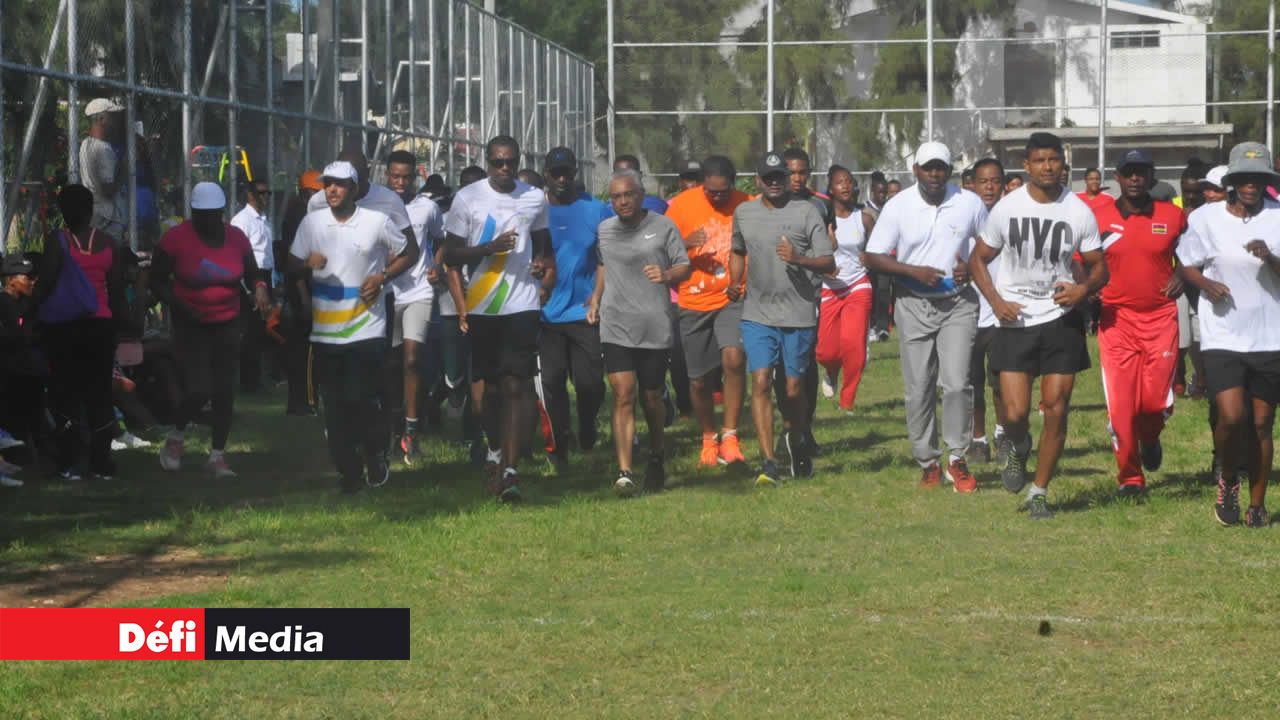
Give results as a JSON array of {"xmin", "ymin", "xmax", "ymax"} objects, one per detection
[
  {"xmin": 699, "ymin": 434, "xmax": 719, "ymax": 468},
  {"xmin": 718, "ymin": 433, "xmax": 746, "ymax": 465}
]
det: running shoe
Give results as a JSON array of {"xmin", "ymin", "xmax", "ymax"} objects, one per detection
[
  {"xmin": 966, "ymin": 438, "xmax": 990, "ymax": 464},
  {"xmin": 1028, "ymin": 493, "xmax": 1054, "ymax": 521},
  {"xmin": 717, "ymin": 434, "xmax": 745, "ymax": 466},
  {"xmin": 614, "ymin": 470, "xmax": 638, "ymax": 498},
  {"xmin": 946, "ymin": 457, "xmax": 977, "ymax": 493},
  {"xmin": 0, "ymin": 428, "xmax": 24, "ymax": 451},
  {"xmin": 699, "ymin": 434, "xmax": 720, "ymax": 468},
  {"xmin": 159, "ymin": 431, "xmax": 184, "ymax": 472},
  {"xmin": 1140, "ymin": 439, "xmax": 1163, "ymax": 472},
  {"xmin": 1245, "ymin": 505, "xmax": 1270, "ymax": 529},
  {"xmin": 785, "ymin": 431, "xmax": 813, "ymax": 478},
  {"xmin": 919, "ymin": 463, "xmax": 942, "ymax": 489},
  {"xmin": 821, "ymin": 373, "xmax": 835, "ymax": 399},
  {"xmin": 644, "ymin": 454, "xmax": 666, "ymax": 492},
  {"xmin": 118, "ymin": 431, "xmax": 152, "ymax": 449},
  {"xmin": 400, "ymin": 431, "xmax": 421, "ymax": 466},
  {"xmin": 1117, "ymin": 481, "xmax": 1146, "ymax": 498},
  {"xmin": 57, "ymin": 468, "xmax": 83, "ymax": 482},
  {"xmin": 498, "ymin": 468, "xmax": 522, "ymax": 503},
  {"xmin": 1214, "ymin": 470, "xmax": 1240, "ymax": 526},
  {"xmin": 0, "ymin": 475, "xmax": 23, "ymax": 488},
  {"xmin": 1002, "ymin": 436, "xmax": 1030, "ymax": 494},
  {"xmin": 205, "ymin": 452, "xmax": 238, "ymax": 480},
  {"xmin": 755, "ymin": 458, "xmax": 781, "ymax": 487}
]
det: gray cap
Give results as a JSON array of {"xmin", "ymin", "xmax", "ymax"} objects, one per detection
[{"xmin": 1224, "ymin": 142, "xmax": 1280, "ymax": 183}]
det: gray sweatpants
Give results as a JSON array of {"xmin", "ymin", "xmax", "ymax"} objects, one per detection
[{"xmin": 894, "ymin": 289, "xmax": 979, "ymax": 468}]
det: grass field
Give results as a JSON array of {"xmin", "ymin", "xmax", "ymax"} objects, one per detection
[{"xmin": 2, "ymin": 336, "xmax": 1278, "ymax": 719}]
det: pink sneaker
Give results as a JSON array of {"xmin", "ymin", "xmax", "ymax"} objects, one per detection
[{"xmin": 204, "ymin": 452, "xmax": 237, "ymax": 480}]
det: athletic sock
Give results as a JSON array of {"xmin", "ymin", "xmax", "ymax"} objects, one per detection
[
  {"xmin": 994, "ymin": 424, "xmax": 1005, "ymax": 439},
  {"xmin": 973, "ymin": 434, "xmax": 987, "ymax": 444},
  {"xmin": 1027, "ymin": 484, "xmax": 1047, "ymax": 500},
  {"xmin": 721, "ymin": 428, "xmax": 737, "ymax": 438}
]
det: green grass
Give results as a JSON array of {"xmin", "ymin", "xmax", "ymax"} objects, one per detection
[{"xmin": 2, "ymin": 337, "xmax": 1278, "ymax": 718}]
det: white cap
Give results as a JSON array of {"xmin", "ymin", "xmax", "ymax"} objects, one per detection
[
  {"xmin": 84, "ymin": 98, "xmax": 124, "ymax": 117},
  {"xmin": 190, "ymin": 182, "xmax": 226, "ymax": 210},
  {"xmin": 915, "ymin": 141, "xmax": 952, "ymax": 168},
  {"xmin": 1203, "ymin": 165, "xmax": 1229, "ymax": 189},
  {"xmin": 320, "ymin": 161, "xmax": 359, "ymax": 184}
]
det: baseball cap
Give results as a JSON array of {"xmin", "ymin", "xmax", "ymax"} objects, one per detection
[
  {"xmin": 320, "ymin": 160, "xmax": 359, "ymax": 184},
  {"xmin": 1224, "ymin": 142, "xmax": 1280, "ymax": 183},
  {"xmin": 679, "ymin": 160, "xmax": 703, "ymax": 179},
  {"xmin": 190, "ymin": 182, "xmax": 226, "ymax": 211},
  {"xmin": 1202, "ymin": 165, "xmax": 1229, "ymax": 190},
  {"xmin": 84, "ymin": 98, "xmax": 124, "ymax": 116},
  {"xmin": 544, "ymin": 147, "xmax": 577, "ymax": 171},
  {"xmin": 0, "ymin": 254, "xmax": 35, "ymax": 277},
  {"xmin": 915, "ymin": 141, "xmax": 952, "ymax": 168},
  {"xmin": 298, "ymin": 169, "xmax": 323, "ymax": 191},
  {"xmin": 1115, "ymin": 149, "xmax": 1154, "ymax": 172},
  {"xmin": 756, "ymin": 151, "xmax": 786, "ymax": 178}
]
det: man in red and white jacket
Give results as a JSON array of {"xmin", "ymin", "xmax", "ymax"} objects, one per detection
[{"xmin": 1094, "ymin": 150, "xmax": 1187, "ymax": 495}]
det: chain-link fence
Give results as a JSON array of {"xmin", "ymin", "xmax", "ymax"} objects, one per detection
[
  {"xmin": 1, "ymin": 0, "xmax": 594, "ymax": 253},
  {"xmin": 607, "ymin": 0, "xmax": 1276, "ymax": 194}
]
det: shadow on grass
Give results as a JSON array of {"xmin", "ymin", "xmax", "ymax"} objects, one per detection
[{"xmin": 1052, "ymin": 472, "xmax": 1210, "ymax": 513}]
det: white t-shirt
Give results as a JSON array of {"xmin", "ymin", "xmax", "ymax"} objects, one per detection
[
  {"xmin": 866, "ymin": 183, "xmax": 988, "ymax": 298},
  {"xmin": 230, "ymin": 204, "xmax": 274, "ymax": 271},
  {"xmin": 443, "ymin": 179, "xmax": 550, "ymax": 316},
  {"xmin": 290, "ymin": 206, "xmax": 408, "ymax": 344},
  {"xmin": 970, "ymin": 236, "xmax": 1000, "ymax": 329},
  {"xmin": 392, "ymin": 194, "xmax": 445, "ymax": 307},
  {"xmin": 1177, "ymin": 200, "xmax": 1280, "ymax": 353},
  {"xmin": 824, "ymin": 210, "xmax": 868, "ymax": 291},
  {"xmin": 980, "ymin": 186, "xmax": 1101, "ymax": 328},
  {"xmin": 308, "ymin": 181, "xmax": 412, "ymax": 233}
]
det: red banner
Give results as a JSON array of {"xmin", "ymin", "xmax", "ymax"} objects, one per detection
[{"xmin": 0, "ymin": 608, "xmax": 206, "ymax": 660}]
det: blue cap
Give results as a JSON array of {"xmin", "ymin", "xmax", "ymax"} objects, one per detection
[
  {"xmin": 544, "ymin": 146, "xmax": 577, "ymax": 171},
  {"xmin": 1115, "ymin": 149, "xmax": 1154, "ymax": 172}
]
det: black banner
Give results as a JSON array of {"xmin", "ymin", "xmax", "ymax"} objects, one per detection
[{"xmin": 203, "ymin": 608, "xmax": 410, "ymax": 660}]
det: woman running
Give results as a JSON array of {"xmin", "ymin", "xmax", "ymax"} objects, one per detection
[{"xmin": 815, "ymin": 165, "xmax": 873, "ymax": 412}]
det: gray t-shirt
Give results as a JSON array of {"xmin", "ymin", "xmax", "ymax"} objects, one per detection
[
  {"xmin": 79, "ymin": 136, "xmax": 124, "ymax": 235},
  {"xmin": 731, "ymin": 197, "xmax": 832, "ymax": 328},
  {"xmin": 598, "ymin": 212, "xmax": 689, "ymax": 349}
]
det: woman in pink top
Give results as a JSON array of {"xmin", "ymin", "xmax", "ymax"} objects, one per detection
[
  {"xmin": 34, "ymin": 185, "xmax": 129, "ymax": 480},
  {"xmin": 151, "ymin": 182, "xmax": 270, "ymax": 479}
]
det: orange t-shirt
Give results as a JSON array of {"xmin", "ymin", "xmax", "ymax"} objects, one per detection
[{"xmin": 666, "ymin": 186, "xmax": 750, "ymax": 312}]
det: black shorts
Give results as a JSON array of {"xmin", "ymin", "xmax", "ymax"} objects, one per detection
[
  {"xmin": 989, "ymin": 310, "xmax": 1091, "ymax": 378},
  {"xmin": 970, "ymin": 325, "xmax": 1000, "ymax": 394},
  {"xmin": 603, "ymin": 343, "xmax": 668, "ymax": 392},
  {"xmin": 1202, "ymin": 350, "xmax": 1280, "ymax": 404},
  {"xmin": 468, "ymin": 310, "xmax": 540, "ymax": 382}
]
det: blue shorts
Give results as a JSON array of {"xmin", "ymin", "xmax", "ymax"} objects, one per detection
[{"xmin": 740, "ymin": 321, "xmax": 816, "ymax": 378}]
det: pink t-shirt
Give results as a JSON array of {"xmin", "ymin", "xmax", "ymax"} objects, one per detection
[
  {"xmin": 64, "ymin": 229, "xmax": 113, "ymax": 319},
  {"xmin": 159, "ymin": 221, "xmax": 252, "ymax": 324}
]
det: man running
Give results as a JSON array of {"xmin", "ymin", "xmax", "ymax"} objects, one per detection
[
  {"xmin": 540, "ymin": 147, "xmax": 609, "ymax": 471},
  {"xmin": 587, "ymin": 169, "xmax": 690, "ymax": 496},
  {"xmin": 969, "ymin": 132, "xmax": 1108, "ymax": 520},
  {"xmin": 443, "ymin": 136, "xmax": 555, "ymax": 502},
  {"xmin": 1093, "ymin": 149, "xmax": 1187, "ymax": 496},
  {"xmin": 967, "ymin": 158, "xmax": 1007, "ymax": 464},
  {"xmin": 289, "ymin": 161, "xmax": 418, "ymax": 493},
  {"xmin": 611, "ymin": 155, "xmax": 668, "ymax": 214},
  {"xmin": 666, "ymin": 156, "xmax": 751, "ymax": 468},
  {"xmin": 865, "ymin": 141, "xmax": 986, "ymax": 493},
  {"xmin": 385, "ymin": 150, "xmax": 445, "ymax": 465},
  {"xmin": 729, "ymin": 151, "xmax": 834, "ymax": 485}
]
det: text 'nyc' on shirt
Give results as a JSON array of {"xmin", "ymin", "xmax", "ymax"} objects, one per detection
[
  {"xmin": 1177, "ymin": 199, "xmax": 1280, "ymax": 353},
  {"xmin": 866, "ymin": 183, "xmax": 988, "ymax": 298},
  {"xmin": 731, "ymin": 197, "xmax": 832, "ymax": 328},
  {"xmin": 290, "ymin": 206, "xmax": 408, "ymax": 344},
  {"xmin": 444, "ymin": 179, "xmax": 550, "ymax": 317},
  {"xmin": 980, "ymin": 185, "xmax": 1101, "ymax": 328}
]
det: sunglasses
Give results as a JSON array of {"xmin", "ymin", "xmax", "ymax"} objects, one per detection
[{"xmin": 487, "ymin": 157, "xmax": 519, "ymax": 169}]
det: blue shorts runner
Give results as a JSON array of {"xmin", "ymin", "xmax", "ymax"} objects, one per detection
[{"xmin": 740, "ymin": 320, "xmax": 816, "ymax": 378}]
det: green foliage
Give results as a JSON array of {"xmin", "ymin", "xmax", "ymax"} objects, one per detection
[{"xmin": 1210, "ymin": 0, "xmax": 1277, "ymax": 150}]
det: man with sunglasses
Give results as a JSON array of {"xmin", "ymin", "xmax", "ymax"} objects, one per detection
[{"xmin": 443, "ymin": 135, "xmax": 555, "ymax": 502}]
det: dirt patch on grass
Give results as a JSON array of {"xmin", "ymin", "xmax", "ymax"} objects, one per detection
[{"xmin": 0, "ymin": 548, "xmax": 233, "ymax": 608}]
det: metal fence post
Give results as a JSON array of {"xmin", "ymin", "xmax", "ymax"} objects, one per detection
[
  {"xmin": 182, "ymin": 0, "xmax": 191, "ymax": 213},
  {"xmin": 384, "ymin": 0, "xmax": 393, "ymax": 162},
  {"xmin": 361, "ymin": 0, "xmax": 369, "ymax": 156},
  {"xmin": 228, "ymin": 0, "xmax": 238, "ymax": 220},
  {"xmin": 67, "ymin": 0, "xmax": 79, "ymax": 184},
  {"xmin": 766, "ymin": 0, "xmax": 774, "ymax": 147},
  {"xmin": 1098, "ymin": 0, "xmax": 1108, "ymax": 173},
  {"xmin": 409, "ymin": 0, "xmax": 418, "ymax": 157},
  {"xmin": 125, "ymin": 0, "xmax": 137, "ymax": 250},
  {"xmin": 267, "ymin": 0, "xmax": 276, "ymax": 221},
  {"xmin": 302, "ymin": 0, "xmax": 311, "ymax": 169},
  {"xmin": 1, "ymin": 1, "xmax": 6, "ymax": 249},
  {"xmin": 606, "ymin": 0, "xmax": 615, "ymax": 165},
  {"xmin": 1268, "ymin": 0, "xmax": 1276, "ymax": 152},
  {"xmin": 925, "ymin": 0, "xmax": 934, "ymax": 140}
]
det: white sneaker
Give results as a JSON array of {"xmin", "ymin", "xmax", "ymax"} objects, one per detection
[
  {"xmin": 159, "ymin": 431, "xmax": 184, "ymax": 471},
  {"xmin": 119, "ymin": 432, "xmax": 152, "ymax": 449},
  {"xmin": 111, "ymin": 439, "xmax": 127, "ymax": 451},
  {"xmin": 614, "ymin": 472, "xmax": 637, "ymax": 498},
  {"xmin": 821, "ymin": 374, "xmax": 835, "ymax": 399},
  {"xmin": 0, "ymin": 429, "xmax": 25, "ymax": 451},
  {"xmin": 205, "ymin": 452, "xmax": 237, "ymax": 479},
  {"xmin": 0, "ymin": 474, "xmax": 23, "ymax": 488}
]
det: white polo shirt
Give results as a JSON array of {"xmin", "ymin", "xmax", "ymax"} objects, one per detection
[
  {"xmin": 231, "ymin": 204, "xmax": 274, "ymax": 271},
  {"xmin": 866, "ymin": 182, "xmax": 988, "ymax": 298},
  {"xmin": 290, "ymin": 206, "xmax": 407, "ymax": 344}
]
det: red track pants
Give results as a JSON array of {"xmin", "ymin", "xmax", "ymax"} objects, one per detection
[
  {"xmin": 1098, "ymin": 303, "xmax": 1178, "ymax": 486},
  {"xmin": 815, "ymin": 280, "xmax": 873, "ymax": 411}
]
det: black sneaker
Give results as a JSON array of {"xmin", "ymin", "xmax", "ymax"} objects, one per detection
[
  {"xmin": 785, "ymin": 431, "xmax": 813, "ymax": 478},
  {"xmin": 1002, "ymin": 436, "xmax": 1030, "ymax": 494},
  {"xmin": 755, "ymin": 458, "xmax": 781, "ymax": 487},
  {"xmin": 1140, "ymin": 439, "xmax": 1163, "ymax": 472},
  {"xmin": 614, "ymin": 469, "xmax": 638, "ymax": 498},
  {"xmin": 966, "ymin": 438, "xmax": 991, "ymax": 464},
  {"xmin": 1214, "ymin": 470, "xmax": 1240, "ymax": 526},
  {"xmin": 1028, "ymin": 493, "xmax": 1054, "ymax": 520},
  {"xmin": 498, "ymin": 469, "xmax": 522, "ymax": 503},
  {"xmin": 400, "ymin": 431, "xmax": 421, "ymax": 466},
  {"xmin": 1245, "ymin": 505, "xmax": 1269, "ymax": 529},
  {"xmin": 644, "ymin": 454, "xmax": 666, "ymax": 493}
]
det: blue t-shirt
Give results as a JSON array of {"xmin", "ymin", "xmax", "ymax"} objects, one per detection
[{"xmin": 542, "ymin": 197, "xmax": 609, "ymax": 324}]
